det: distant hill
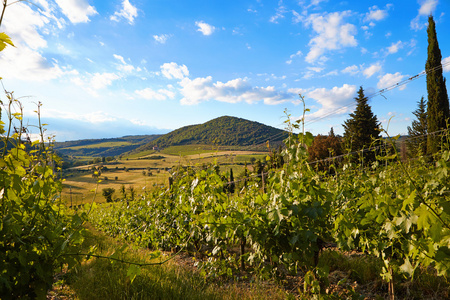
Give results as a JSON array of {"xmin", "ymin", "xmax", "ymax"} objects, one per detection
[
  {"xmin": 133, "ymin": 116, "xmax": 289, "ymax": 153},
  {"xmin": 54, "ymin": 135, "xmax": 161, "ymax": 157}
]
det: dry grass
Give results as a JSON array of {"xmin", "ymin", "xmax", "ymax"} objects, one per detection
[{"xmin": 61, "ymin": 150, "xmax": 268, "ymax": 205}]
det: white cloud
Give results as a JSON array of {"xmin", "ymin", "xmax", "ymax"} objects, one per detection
[
  {"xmin": 153, "ymin": 34, "xmax": 171, "ymax": 44},
  {"xmin": 441, "ymin": 56, "xmax": 450, "ymax": 72},
  {"xmin": 377, "ymin": 72, "xmax": 408, "ymax": 90},
  {"xmin": 161, "ymin": 62, "xmax": 189, "ymax": 80},
  {"xmin": 91, "ymin": 72, "xmax": 121, "ymax": 90},
  {"xmin": 178, "ymin": 77, "xmax": 293, "ymax": 105},
  {"xmin": 286, "ymin": 50, "xmax": 303, "ymax": 64},
  {"xmin": 386, "ymin": 40, "xmax": 404, "ymax": 54},
  {"xmin": 418, "ymin": 0, "xmax": 438, "ymax": 15},
  {"xmin": 41, "ymin": 109, "xmax": 117, "ymax": 123},
  {"xmin": 135, "ymin": 88, "xmax": 175, "ymax": 101},
  {"xmin": 195, "ymin": 21, "xmax": 215, "ymax": 36},
  {"xmin": 110, "ymin": 0, "xmax": 138, "ymax": 24},
  {"xmin": 304, "ymin": 11, "xmax": 357, "ymax": 64},
  {"xmin": 342, "ymin": 65, "xmax": 359, "ymax": 75},
  {"xmin": 270, "ymin": 0, "xmax": 287, "ymax": 23},
  {"xmin": 363, "ymin": 62, "xmax": 382, "ymax": 78},
  {"xmin": 55, "ymin": 0, "xmax": 97, "ymax": 24},
  {"xmin": 0, "ymin": 1, "xmax": 68, "ymax": 81},
  {"xmin": 306, "ymin": 84, "xmax": 357, "ymax": 120},
  {"xmin": 113, "ymin": 54, "xmax": 136, "ymax": 73},
  {"xmin": 0, "ymin": 46, "xmax": 65, "ymax": 81},
  {"xmin": 364, "ymin": 5, "xmax": 389, "ymax": 22},
  {"xmin": 2, "ymin": 2, "xmax": 48, "ymax": 50},
  {"xmin": 411, "ymin": 0, "xmax": 438, "ymax": 30},
  {"xmin": 71, "ymin": 72, "xmax": 121, "ymax": 96}
]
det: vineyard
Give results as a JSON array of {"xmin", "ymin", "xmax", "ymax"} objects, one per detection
[{"xmin": 86, "ymin": 124, "xmax": 450, "ymax": 299}]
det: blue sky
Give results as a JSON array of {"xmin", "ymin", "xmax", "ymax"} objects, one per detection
[{"xmin": 0, "ymin": 0, "xmax": 449, "ymax": 141}]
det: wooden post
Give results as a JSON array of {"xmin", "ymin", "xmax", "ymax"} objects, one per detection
[{"xmin": 240, "ymin": 237, "xmax": 246, "ymax": 271}]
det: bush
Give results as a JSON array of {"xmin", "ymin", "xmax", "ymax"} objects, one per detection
[
  {"xmin": 102, "ymin": 188, "xmax": 115, "ymax": 203},
  {"xmin": 0, "ymin": 98, "xmax": 86, "ymax": 298}
]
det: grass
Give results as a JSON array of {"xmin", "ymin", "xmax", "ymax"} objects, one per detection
[
  {"xmin": 61, "ymin": 141, "xmax": 133, "ymax": 150},
  {"xmin": 160, "ymin": 144, "xmax": 221, "ymax": 156},
  {"xmin": 61, "ymin": 149, "xmax": 268, "ymax": 205},
  {"xmin": 50, "ymin": 225, "xmax": 450, "ymax": 299},
  {"xmin": 57, "ymin": 225, "xmax": 290, "ymax": 300}
]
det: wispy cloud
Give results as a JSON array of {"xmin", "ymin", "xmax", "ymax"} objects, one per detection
[
  {"xmin": 270, "ymin": 0, "xmax": 287, "ymax": 23},
  {"xmin": 286, "ymin": 50, "xmax": 302, "ymax": 64},
  {"xmin": 342, "ymin": 65, "xmax": 359, "ymax": 75},
  {"xmin": 363, "ymin": 62, "xmax": 382, "ymax": 78},
  {"xmin": 135, "ymin": 88, "xmax": 175, "ymax": 101},
  {"xmin": 110, "ymin": 0, "xmax": 138, "ymax": 25},
  {"xmin": 411, "ymin": 0, "xmax": 438, "ymax": 30},
  {"xmin": 153, "ymin": 34, "xmax": 171, "ymax": 44},
  {"xmin": 55, "ymin": 0, "xmax": 97, "ymax": 24}
]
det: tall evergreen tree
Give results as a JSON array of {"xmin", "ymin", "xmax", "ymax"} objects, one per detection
[
  {"xmin": 426, "ymin": 15, "xmax": 449, "ymax": 155},
  {"xmin": 407, "ymin": 96, "xmax": 428, "ymax": 156},
  {"xmin": 343, "ymin": 86, "xmax": 381, "ymax": 159},
  {"xmin": 229, "ymin": 168, "xmax": 235, "ymax": 194}
]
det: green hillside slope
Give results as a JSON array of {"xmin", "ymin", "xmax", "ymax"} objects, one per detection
[
  {"xmin": 134, "ymin": 116, "xmax": 288, "ymax": 152},
  {"xmin": 54, "ymin": 135, "xmax": 161, "ymax": 157}
]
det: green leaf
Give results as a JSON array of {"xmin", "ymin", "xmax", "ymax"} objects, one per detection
[
  {"xmin": 126, "ymin": 264, "xmax": 141, "ymax": 284},
  {"xmin": 400, "ymin": 257, "xmax": 415, "ymax": 276}
]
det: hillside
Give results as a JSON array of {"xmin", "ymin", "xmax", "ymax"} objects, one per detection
[
  {"xmin": 133, "ymin": 116, "xmax": 289, "ymax": 152},
  {"xmin": 54, "ymin": 135, "xmax": 161, "ymax": 157}
]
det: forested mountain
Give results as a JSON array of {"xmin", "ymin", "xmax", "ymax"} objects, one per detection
[
  {"xmin": 54, "ymin": 135, "xmax": 161, "ymax": 157},
  {"xmin": 134, "ymin": 116, "xmax": 289, "ymax": 152}
]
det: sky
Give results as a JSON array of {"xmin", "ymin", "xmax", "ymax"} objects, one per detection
[{"xmin": 0, "ymin": 0, "xmax": 449, "ymax": 141}]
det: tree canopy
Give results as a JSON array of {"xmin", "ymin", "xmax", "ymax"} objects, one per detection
[
  {"xmin": 407, "ymin": 96, "xmax": 428, "ymax": 156},
  {"xmin": 343, "ymin": 86, "xmax": 381, "ymax": 158}
]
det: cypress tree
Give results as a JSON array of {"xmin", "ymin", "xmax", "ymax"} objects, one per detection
[
  {"xmin": 407, "ymin": 96, "xmax": 428, "ymax": 156},
  {"xmin": 343, "ymin": 86, "xmax": 381, "ymax": 160},
  {"xmin": 229, "ymin": 168, "xmax": 235, "ymax": 194},
  {"xmin": 426, "ymin": 15, "xmax": 449, "ymax": 155}
]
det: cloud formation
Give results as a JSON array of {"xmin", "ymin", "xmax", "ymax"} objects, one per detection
[
  {"xmin": 178, "ymin": 77, "xmax": 293, "ymax": 105},
  {"xmin": 304, "ymin": 11, "xmax": 357, "ymax": 64},
  {"xmin": 342, "ymin": 65, "xmax": 359, "ymax": 75},
  {"xmin": 306, "ymin": 84, "xmax": 357, "ymax": 120},
  {"xmin": 55, "ymin": 0, "xmax": 97, "ymax": 24},
  {"xmin": 110, "ymin": 0, "xmax": 138, "ymax": 24},
  {"xmin": 363, "ymin": 62, "xmax": 382, "ymax": 78},
  {"xmin": 195, "ymin": 21, "xmax": 215, "ymax": 36},
  {"xmin": 135, "ymin": 88, "xmax": 175, "ymax": 101},
  {"xmin": 411, "ymin": 0, "xmax": 438, "ymax": 30},
  {"xmin": 386, "ymin": 40, "xmax": 404, "ymax": 55},
  {"xmin": 0, "ymin": 2, "xmax": 67, "ymax": 81},
  {"xmin": 377, "ymin": 72, "xmax": 408, "ymax": 90},
  {"xmin": 364, "ymin": 5, "xmax": 389, "ymax": 22},
  {"xmin": 161, "ymin": 62, "xmax": 189, "ymax": 80},
  {"xmin": 153, "ymin": 34, "xmax": 171, "ymax": 44},
  {"xmin": 443, "ymin": 56, "xmax": 450, "ymax": 72},
  {"xmin": 270, "ymin": 0, "xmax": 287, "ymax": 23}
]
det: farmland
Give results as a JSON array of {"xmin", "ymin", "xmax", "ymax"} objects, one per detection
[{"xmin": 61, "ymin": 147, "xmax": 268, "ymax": 205}]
